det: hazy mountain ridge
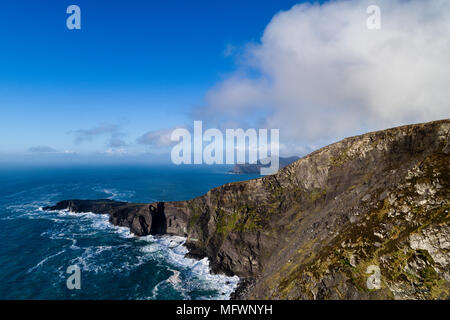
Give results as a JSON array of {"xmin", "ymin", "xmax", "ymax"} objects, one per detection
[
  {"xmin": 45, "ymin": 119, "xmax": 450, "ymax": 300},
  {"xmin": 229, "ymin": 156, "xmax": 300, "ymax": 174}
]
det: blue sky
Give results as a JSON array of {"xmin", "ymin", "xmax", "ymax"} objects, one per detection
[
  {"xmin": 0, "ymin": 0, "xmax": 302, "ymax": 158},
  {"xmin": 1, "ymin": 0, "xmax": 448, "ymax": 163}
]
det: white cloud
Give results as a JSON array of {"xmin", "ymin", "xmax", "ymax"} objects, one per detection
[
  {"xmin": 71, "ymin": 124, "xmax": 128, "ymax": 147},
  {"xmin": 105, "ymin": 147, "xmax": 128, "ymax": 156},
  {"xmin": 136, "ymin": 128, "xmax": 179, "ymax": 147},
  {"xmin": 28, "ymin": 146, "xmax": 59, "ymax": 153},
  {"xmin": 205, "ymin": 76, "xmax": 270, "ymax": 116},
  {"xmin": 202, "ymin": 0, "xmax": 450, "ymax": 150},
  {"xmin": 224, "ymin": 44, "xmax": 236, "ymax": 57},
  {"xmin": 27, "ymin": 146, "xmax": 77, "ymax": 155}
]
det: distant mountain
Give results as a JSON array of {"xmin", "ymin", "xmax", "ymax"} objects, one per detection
[{"xmin": 229, "ymin": 156, "xmax": 300, "ymax": 174}]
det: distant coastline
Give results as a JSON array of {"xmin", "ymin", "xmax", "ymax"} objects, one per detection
[{"xmin": 229, "ymin": 156, "xmax": 300, "ymax": 174}]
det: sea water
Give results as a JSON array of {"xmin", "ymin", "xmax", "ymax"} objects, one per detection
[{"xmin": 0, "ymin": 164, "xmax": 259, "ymax": 299}]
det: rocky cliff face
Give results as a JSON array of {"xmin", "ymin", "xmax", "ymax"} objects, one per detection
[{"xmin": 44, "ymin": 119, "xmax": 450, "ymax": 300}]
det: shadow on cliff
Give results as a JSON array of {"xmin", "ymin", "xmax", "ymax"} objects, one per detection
[{"xmin": 149, "ymin": 202, "xmax": 167, "ymax": 235}]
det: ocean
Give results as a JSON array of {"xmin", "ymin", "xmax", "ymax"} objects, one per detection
[{"xmin": 0, "ymin": 164, "xmax": 259, "ymax": 300}]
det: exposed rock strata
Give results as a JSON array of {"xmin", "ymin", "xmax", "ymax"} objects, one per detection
[{"xmin": 44, "ymin": 119, "xmax": 450, "ymax": 300}]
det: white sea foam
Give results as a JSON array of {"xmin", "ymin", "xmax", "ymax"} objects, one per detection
[
  {"xmin": 8, "ymin": 197, "xmax": 239, "ymax": 299},
  {"xmin": 27, "ymin": 249, "xmax": 66, "ymax": 273},
  {"xmin": 92, "ymin": 186, "xmax": 136, "ymax": 202},
  {"xmin": 139, "ymin": 235, "xmax": 240, "ymax": 300},
  {"xmin": 65, "ymin": 213, "xmax": 240, "ymax": 299}
]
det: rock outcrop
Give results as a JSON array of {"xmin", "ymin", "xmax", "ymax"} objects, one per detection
[{"xmin": 44, "ymin": 119, "xmax": 450, "ymax": 300}]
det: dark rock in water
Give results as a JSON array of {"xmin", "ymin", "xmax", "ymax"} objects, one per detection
[
  {"xmin": 43, "ymin": 199, "xmax": 127, "ymax": 214},
  {"xmin": 230, "ymin": 277, "xmax": 256, "ymax": 300},
  {"xmin": 230, "ymin": 156, "xmax": 300, "ymax": 174},
  {"xmin": 44, "ymin": 199, "xmax": 170, "ymax": 236},
  {"xmin": 44, "ymin": 119, "xmax": 450, "ymax": 300}
]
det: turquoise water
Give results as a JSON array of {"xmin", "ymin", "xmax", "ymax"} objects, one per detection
[{"xmin": 0, "ymin": 164, "xmax": 259, "ymax": 300}]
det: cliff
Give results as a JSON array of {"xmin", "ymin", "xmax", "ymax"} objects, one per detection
[{"xmin": 44, "ymin": 119, "xmax": 450, "ymax": 300}]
